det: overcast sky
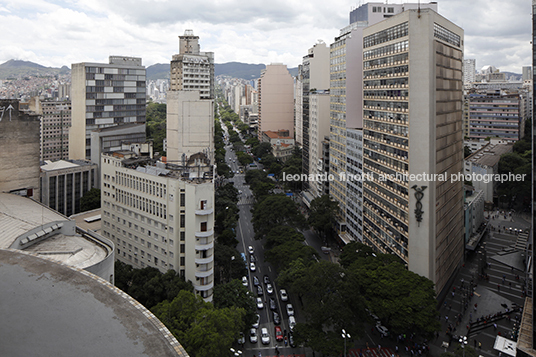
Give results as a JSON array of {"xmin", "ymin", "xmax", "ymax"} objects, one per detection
[{"xmin": 0, "ymin": 0, "xmax": 531, "ymax": 73}]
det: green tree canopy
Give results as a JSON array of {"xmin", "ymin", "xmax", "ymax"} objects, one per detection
[
  {"xmin": 80, "ymin": 188, "xmax": 101, "ymax": 212},
  {"xmin": 213, "ymin": 279, "xmax": 256, "ymax": 328},
  {"xmin": 251, "ymin": 194, "xmax": 307, "ymax": 238},
  {"xmin": 307, "ymin": 195, "xmax": 338, "ymax": 240}
]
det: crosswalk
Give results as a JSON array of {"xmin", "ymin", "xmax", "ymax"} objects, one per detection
[{"xmin": 346, "ymin": 347, "xmax": 395, "ymax": 357}]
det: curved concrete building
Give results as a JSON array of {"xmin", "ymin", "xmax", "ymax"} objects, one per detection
[{"xmin": 0, "ymin": 249, "xmax": 189, "ymax": 356}]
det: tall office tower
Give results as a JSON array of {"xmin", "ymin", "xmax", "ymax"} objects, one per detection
[
  {"xmin": 0, "ymin": 99, "xmax": 40, "ymax": 199},
  {"xmin": 468, "ymin": 91, "xmax": 521, "ymax": 142},
  {"xmin": 301, "ymin": 41, "xmax": 330, "ymax": 190},
  {"xmin": 329, "ymin": 2, "xmax": 439, "ymax": 241},
  {"xmin": 522, "ymin": 66, "xmax": 533, "ymax": 82},
  {"xmin": 361, "ymin": 9, "xmax": 464, "ymax": 294},
  {"xmin": 170, "ymin": 30, "xmax": 214, "ymax": 100},
  {"xmin": 257, "ymin": 64, "xmax": 294, "ymax": 141},
  {"xmin": 463, "ymin": 59, "xmax": 476, "ymax": 85},
  {"xmin": 70, "ymin": 56, "xmax": 146, "ymax": 160},
  {"xmin": 28, "ymin": 97, "xmax": 71, "ymax": 161}
]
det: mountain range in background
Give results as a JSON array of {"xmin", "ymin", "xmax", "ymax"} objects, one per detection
[
  {"xmin": 0, "ymin": 59, "xmax": 521, "ymax": 82},
  {"xmin": 0, "ymin": 60, "xmax": 299, "ymax": 81}
]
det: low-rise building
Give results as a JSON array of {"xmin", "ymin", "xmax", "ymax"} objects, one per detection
[{"xmin": 262, "ymin": 130, "xmax": 295, "ymax": 162}]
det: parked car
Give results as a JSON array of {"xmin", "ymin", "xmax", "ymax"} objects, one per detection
[
  {"xmin": 288, "ymin": 332, "xmax": 296, "ymax": 347},
  {"xmin": 256, "ymin": 298, "xmax": 263, "ymax": 309},
  {"xmin": 249, "ymin": 328, "xmax": 258, "ymax": 343},
  {"xmin": 237, "ymin": 332, "xmax": 245, "ymax": 345},
  {"xmin": 252, "ymin": 314, "xmax": 260, "ymax": 328},
  {"xmin": 272, "ymin": 311, "xmax": 281, "ymax": 325},
  {"xmin": 275, "ymin": 326, "xmax": 283, "ymax": 342},
  {"xmin": 286, "ymin": 303, "xmax": 294, "ymax": 316},
  {"xmin": 261, "ymin": 328, "xmax": 270, "ymax": 345},
  {"xmin": 279, "ymin": 289, "xmax": 288, "ymax": 302}
]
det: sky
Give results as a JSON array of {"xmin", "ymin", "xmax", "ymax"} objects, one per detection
[{"xmin": 0, "ymin": 0, "xmax": 531, "ymax": 73}]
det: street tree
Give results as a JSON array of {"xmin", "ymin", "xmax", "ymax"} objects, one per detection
[
  {"xmin": 251, "ymin": 194, "xmax": 307, "ymax": 239},
  {"xmin": 307, "ymin": 195, "xmax": 338, "ymax": 240},
  {"xmin": 213, "ymin": 278, "xmax": 256, "ymax": 328},
  {"xmin": 264, "ymin": 239, "xmax": 319, "ymax": 272},
  {"xmin": 80, "ymin": 188, "xmax": 101, "ymax": 212}
]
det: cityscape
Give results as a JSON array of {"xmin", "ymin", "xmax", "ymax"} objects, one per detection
[{"xmin": 0, "ymin": 1, "xmax": 534, "ymax": 357}]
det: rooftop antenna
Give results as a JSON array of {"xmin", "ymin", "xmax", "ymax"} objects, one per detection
[{"xmin": 418, "ymin": 0, "xmax": 421, "ymax": 18}]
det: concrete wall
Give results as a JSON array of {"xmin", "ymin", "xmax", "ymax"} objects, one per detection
[{"xmin": 0, "ymin": 100, "xmax": 40, "ymax": 198}]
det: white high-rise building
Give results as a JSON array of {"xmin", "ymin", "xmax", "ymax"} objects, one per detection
[
  {"xmin": 463, "ymin": 59, "xmax": 476, "ymax": 85},
  {"xmin": 101, "ymin": 32, "xmax": 215, "ymax": 301}
]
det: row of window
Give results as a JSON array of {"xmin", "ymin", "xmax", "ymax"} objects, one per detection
[{"xmin": 364, "ymin": 22, "xmax": 408, "ymax": 48}]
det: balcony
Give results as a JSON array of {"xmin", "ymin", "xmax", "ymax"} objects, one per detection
[
  {"xmin": 195, "ymin": 239, "xmax": 214, "ymax": 250},
  {"xmin": 195, "ymin": 255, "xmax": 213, "ymax": 265},
  {"xmin": 195, "ymin": 267, "xmax": 214, "ymax": 278},
  {"xmin": 195, "ymin": 207, "xmax": 214, "ymax": 215},
  {"xmin": 195, "ymin": 280, "xmax": 214, "ymax": 291},
  {"xmin": 195, "ymin": 229, "xmax": 214, "ymax": 238}
]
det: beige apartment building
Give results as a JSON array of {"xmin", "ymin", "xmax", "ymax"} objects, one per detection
[
  {"xmin": 361, "ymin": 9, "xmax": 464, "ymax": 294},
  {"xmin": 258, "ymin": 64, "xmax": 294, "ymax": 140}
]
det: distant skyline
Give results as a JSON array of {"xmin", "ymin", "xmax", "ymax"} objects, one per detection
[{"xmin": 0, "ymin": 0, "xmax": 531, "ymax": 73}]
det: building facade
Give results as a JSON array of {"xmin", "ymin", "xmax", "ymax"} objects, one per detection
[
  {"xmin": 170, "ymin": 30, "xmax": 214, "ymax": 100},
  {"xmin": 28, "ymin": 97, "xmax": 71, "ymax": 161},
  {"xmin": 361, "ymin": 9, "xmax": 464, "ymax": 294},
  {"xmin": 40, "ymin": 159, "xmax": 98, "ymax": 217},
  {"xmin": 463, "ymin": 59, "xmax": 476, "ymax": 85},
  {"xmin": 309, "ymin": 90, "xmax": 331, "ymax": 198},
  {"xmin": 257, "ymin": 64, "xmax": 294, "ymax": 141},
  {"xmin": 468, "ymin": 91, "xmax": 521, "ymax": 142},
  {"xmin": 0, "ymin": 99, "xmax": 41, "ymax": 199},
  {"xmin": 70, "ymin": 56, "xmax": 146, "ymax": 160}
]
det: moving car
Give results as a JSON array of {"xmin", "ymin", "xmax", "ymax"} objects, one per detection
[
  {"xmin": 261, "ymin": 328, "xmax": 270, "ymax": 345},
  {"xmin": 248, "ymin": 245, "xmax": 255, "ymax": 254},
  {"xmin": 289, "ymin": 316, "xmax": 296, "ymax": 331},
  {"xmin": 266, "ymin": 283, "xmax": 274, "ymax": 295},
  {"xmin": 376, "ymin": 324, "xmax": 389, "ymax": 337},
  {"xmin": 250, "ymin": 262, "xmax": 256, "ymax": 272},
  {"xmin": 253, "ymin": 276, "xmax": 260, "ymax": 286},
  {"xmin": 275, "ymin": 326, "xmax": 283, "ymax": 342},
  {"xmin": 263, "ymin": 275, "xmax": 270, "ymax": 285},
  {"xmin": 256, "ymin": 298, "xmax": 264, "ymax": 309},
  {"xmin": 249, "ymin": 328, "xmax": 258, "ymax": 343},
  {"xmin": 279, "ymin": 289, "xmax": 288, "ymax": 302},
  {"xmin": 286, "ymin": 303, "xmax": 294, "ymax": 316},
  {"xmin": 272, "ymin": 311, "xmax": 281, "ymax": 325},
  {"xmin": 269, "ymin": 298, "xmax": 276, "ymax": 310},
  {"xmin": 242, "ymin": 276, "xmax": 248, "ymax": 287},
  {"xmin": 257, "ymin": 285, "xmax": 263, "ymax": 296},
  {"xmin": 288, "ymin": 332, "xmax": 296, "ymax": 348}
]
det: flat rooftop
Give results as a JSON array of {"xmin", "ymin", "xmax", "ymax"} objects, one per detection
[{"xmin": 466, "ymin": 143, "xmax": 513, "ymax": 167}]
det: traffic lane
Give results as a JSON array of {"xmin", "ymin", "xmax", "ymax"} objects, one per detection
[{"xmin": 302, "ymin": 229, "xmax": 331, "ymax": 261}]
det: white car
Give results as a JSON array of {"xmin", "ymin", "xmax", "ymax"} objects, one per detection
[
  {"xmin": 261, "ymin": 327, "xmax": 270, "ymax": 345},
  {"xmin": 289, "ymin": 316, "xmax": 296, "ymax": 331},
  {"xmin": 376, "ymin": 324, "xmax": 389, "ymax": 337},
  {"xmin": 256, "ymin": 297, "xmax": 264, "ymax": 309},
  {"xmin": 249, "ymin": 328, "xmax": 258, "ymax": 343},
  {"xmin": 248, "ymin": 245, "xmax": 255, "ymax": 254},
  {"xmin": 250, "ymin": 262, "xmax": 256, "ymax": 272},
  {"xmin": 286, "ymin": 303, "xmax": 294, "ymax": 316},
  {"xmin": 266, "ymin": 283, "xmax": 274, "ymax": 295},
  {"xmin": 253, "ymin": 314, "xmax": 260, "ymax": 328},
  {"xmin": 280, "ymin": 289, "xmax": 288, "ymax": 302},
  {"xmin": 242, "ymin": 276, "xmax": 248, "ymax": 286}
]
